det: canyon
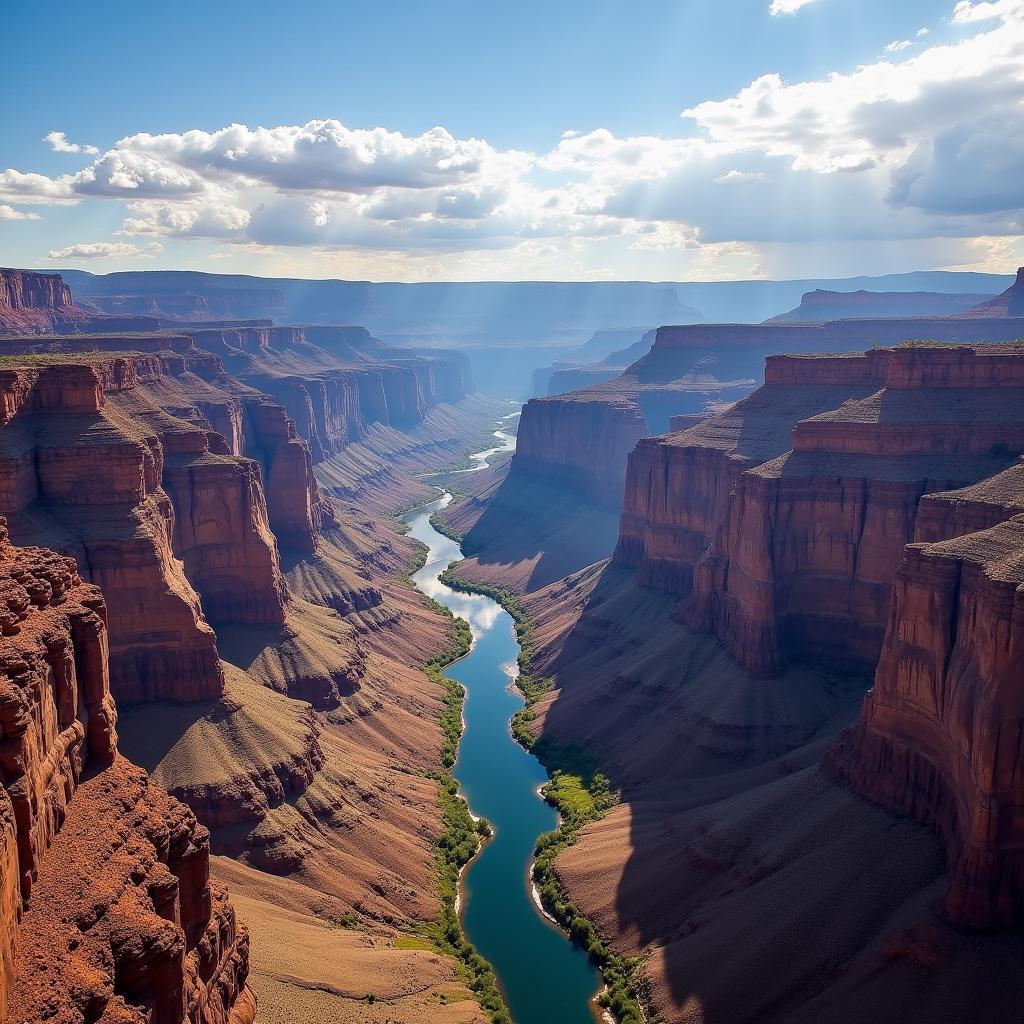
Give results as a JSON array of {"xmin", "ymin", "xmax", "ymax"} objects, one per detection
[
  {"xmin": 4, "ymin": 257, "xmax": 1024, "ymax": 1024},
  {"xmin": 0, "ymin": 268, "xmax": 507, "ymax": 1024},
  {"xmin": 438, "ymin": 276, "xmax": 1024, "ymax": 594},
  {"xmin": 451, "ymin": 333, "xmax": 1024, "ymax": 1022}
]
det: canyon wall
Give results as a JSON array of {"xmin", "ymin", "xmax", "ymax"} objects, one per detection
[
  {"xmin": 616, "ymin": 345, "xmax": 1024, "ymax": 678},
  {"xmin": 508, "ymin": 309, "xmax": 1024, "ymax": 541},
  {"xmin": 0, "ymin": 269, "xmax": 158, "ymax": 334},
  {"xmin": 0, "ymin": 517, "xmax": 253, "ymax": 1024},
  {"xmin": 829, "ymin": 461, "xmax": 1024, "ymax": 928},
  {"xmin": 0, "ymin": 352, "xmax": 306, "ymax": 704},
  {"xmin": 606, "ymin": 341, "xmax": 1024, "ymax": 933},
  {"xmin": 768, "ymin": 288, "xmax": 991, "ymax": 322}
]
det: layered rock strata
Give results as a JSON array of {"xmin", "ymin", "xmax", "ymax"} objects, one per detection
[
  {"xmin": 615, "ymin": 345, "xmax": 1024, "ymax": 678},
  {"xmin": 0, "ymin": 269, "xmax": 157, "ymax": 334},
  {"xmin": 0, "ymin": 517, "xmax": 253, "ymax": 1024},
  {"xmin": 830, "ymin": 469, "xmax": 1024, "ymax": 927}
]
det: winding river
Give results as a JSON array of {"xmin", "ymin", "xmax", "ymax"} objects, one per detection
[{"xmin": 402, "ymin": 411, "xmax": 602, "ymax": 1024}]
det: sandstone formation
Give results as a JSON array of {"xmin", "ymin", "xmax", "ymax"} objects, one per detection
[
  {"xmin": 830, "ymin": 465, "xmax": 1024, "ymax": 928},
  {"xmin": 0, "ymin": 269, "xmax": 158, "ymax": 334},
  {"xmin": 955, "ymin": 265, "xmax": 1024, "ymax": 317},
  {"xmin": 509, "ymin": 340, "xmax": 1024, "ymax": 1023},
  {"xmin": 0, "ymin": 517, "xmax": 253, "ymax": 1024}
]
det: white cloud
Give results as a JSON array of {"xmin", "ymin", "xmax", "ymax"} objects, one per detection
[
  {"xmin": 44, "ymin": 131, "xmax": 98, "ymax": 155},
  {"xmin": 952, "ymin": 0, "xmax": 1024, "ymax": 23},
  {"xmin": 682, "ymin": 2, "xmax": 1024, "ymax": 172},
  {"xmin": 769, "ymin": 0, "xmax": 817, "ymax": 14},
  {"xmin": 0, "ymin": 204, "xmax": 40, "ymax": 221},
  {"xmin": 47, "ymin": 241, "xmax": 164, "ymax": 260},
  {"xmin": 5, "ymin": 3, "xmax": 1024, "ymax": 279},
  {"xmin": 0, "ymin": 169, "xmax": 75, "ymax": 204},
  {"xmin": 715, "ymin": 169, "xmax": 770, "ymax": 184},
  {"xmin": 917, "ymin": 27, "xmax": 930, "ymax": 36}
]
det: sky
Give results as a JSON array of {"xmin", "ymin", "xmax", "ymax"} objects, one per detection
[{"xmin": 1, "ymin": 0, "xmax": 1022, "ymax": 282}]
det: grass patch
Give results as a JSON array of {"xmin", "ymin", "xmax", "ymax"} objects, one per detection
[
  {"xmin": 394, "ymin": 934, "xmax": 437, "ymax": 951},
  {"xmin": 438, "ymin": 567, "xmax": 649, "ymax": 1024}
]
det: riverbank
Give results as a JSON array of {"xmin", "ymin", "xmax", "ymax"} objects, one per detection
[
  {"xmin": 436, "ymin": 567, "xmax": 647, "ymax": 1024},
  {"xmin": 403, "ymin": 494, "xmax": 605, "ymax": 1024}
]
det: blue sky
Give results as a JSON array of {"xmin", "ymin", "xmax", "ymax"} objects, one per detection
[{"xmin": 1, "ymin": 0, "xmax": 1021, "ymax": 281}]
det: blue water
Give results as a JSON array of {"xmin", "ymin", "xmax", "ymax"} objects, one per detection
[{"xmin": 402, "ymin": 418, "xmax": 602, "ymax": 1024}]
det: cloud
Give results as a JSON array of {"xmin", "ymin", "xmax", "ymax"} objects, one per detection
[
  {"xmin": 769, "ymin": 0, "xmax": 817, "ymax": 14},
  {"xmin": 5, "ymin": 3, "xmax": 1024, "ymax": 279},
  {"xmin": 47, "ymin": 241, "xmax": 164, "ymax": 260},
  {"xmin": 952, "ymin": 0, "xmax": 1024, "ymax": 23},
  {"xmin": 715, "ymin": 169, "xmax": 770, "ymax": 184},
  {"xmin": 682, "ymin": 2, "xmax": 1024, "ymax": 172},
  {"xmin": 43, "ymin": 131, "xmax": 98, "ymax": 155},
  {"xmin": 0, "ymin": 169, "xmax": 75, "ymax": 204},
  {"xmin": 889, "ymin": 112, "xmax": 1024, "ymax": 214},
  {"xmin": 0, "ymin": 204, "xmax": 40, "ymax": 221}
]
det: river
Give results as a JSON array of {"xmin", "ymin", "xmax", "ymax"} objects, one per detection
[{"xmin": 401, "ymin": 411, "xmax": 602, "ymax": 1024}]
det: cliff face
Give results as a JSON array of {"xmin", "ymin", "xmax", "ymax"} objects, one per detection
[
  {"xmin": 958, "ymin": 266, "xmax": 1024, "ymax": 318},
  {"xmin": 0, "ymin": 269, "xmax": 158, "ymax": 335},
  {"xmin": 504, "ymin": 304, "xmax": 1024, "ymax": 552},
  {"xmin": 614, "ymin": 346, "xmax": 1024, "ymax": 677},
  {"xmin": 183, "ymin": 323, "xmax": 471, "ymax": 461},
  {"xmin": 0, "ymin": 362, "xmax": 224, "ymax": 704},
  {"xmin": 691, "ymin": 346, "xmax": 1024, "ymax": 676},
  {"xmin": 829, "ymin": 462, "xmax": 1024, "ymax": 928},
  {"xmin": 0, "ymin": 517, "xmax": 253, "ymax": 1024},
  {"xmin": 0, "ymin": 353, "xmax": 304, "ymax": 703},
  {"xmin": 515, "ymin": 393, "xmax": 650, "ymax": 506}
]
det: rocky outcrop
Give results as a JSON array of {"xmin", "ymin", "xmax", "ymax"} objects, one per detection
[
  {"xmin": 0, "ymin": 518, "xmax": 253, "ymax": 1024},
  {"xmin": 958, "ymin": 266, "xmax": 1024, "ymax": 318},
  {"xmin": 0, "ymin": 269, "xmax": 158, "ymax": 334},
  {"xmin": 688, "ymin": 345, "xmax": 1024, "ymax": 676},
  {"xmin": 830, "ymin": 513, "xmax": 1024, "ymax": 927},
  {"xmin": 0, "ymin": 354, "xmax": 308, "ymax": 702},
  {"xmin": 163, "ymin": 445, "xmax": 288, "ymax": 627},
  {"xmin": 0, "ymin": 361, "xmax": 224, "ymax": 704},
  {"xmin": 613, "ymin": 345, "xmax": 1024, "ymax": 677},
  {"xmin": 515, "ymin": 392, "xmax": 650, "ymax": 506}
]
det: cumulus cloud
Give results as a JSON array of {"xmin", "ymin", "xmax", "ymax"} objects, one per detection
[
  {"xmin": 769, "ymin": 0, "xmax": 817, "ymax": 14},
  {"xmin": 682, "ymin": 2, "xmax": 1024, "ymax": 173},
  {"xmin": 47, "ymin": 241, "xmax": 164, "ymax": 260},
  {"xmin": 0, "ymin": 204, "xmax": 40, "ymax": 221},
  {"xmin": 44, "ymin": 131, "xmax": 98, "ymax": 155},
  {"xmin": 5, "ymin": 3, "xmax": 1024, "ymax": 277}
]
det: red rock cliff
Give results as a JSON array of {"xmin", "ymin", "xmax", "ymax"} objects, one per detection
[
  {"xmin": 687, "ymin": 345, "xmax": 1024, "ymax": 676},
  {"xmin": 0, "ymin": 354, "xmax": 299, "ymax": 701},
  {"xmin": 830, "ymin": 511, "xmax": 1024, "ymax": 926},
  {"xmin": 0, "ymin": 517, "xmax": 254, "ymax": 1024}
]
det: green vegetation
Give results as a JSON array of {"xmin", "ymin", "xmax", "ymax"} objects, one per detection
[
  {"xmin": 428, "ymin": 508, "xmax": 466, "ymax": 545},
  {"xmin": 438, "ymin": 568, "xmax": 648, "ymax": 1023},
  {"xmin": 393, "ymin": 934, "xmax": 436, "ymax": 951},
  {"xmin": 403, "ymin": 546, "xmax": 512, "ymax": 1024},
  {"xmin": 425, "ymin": 774, "xmax": 511, "ymax": 1024},
  {"xmin": 0, "ymin": 349, "xmax": 144, "ymax": 367}
]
